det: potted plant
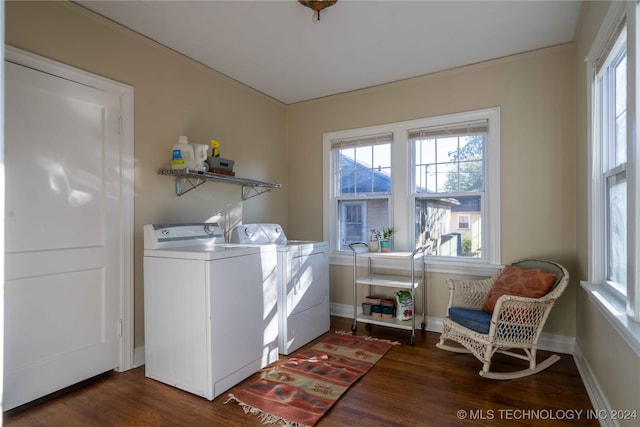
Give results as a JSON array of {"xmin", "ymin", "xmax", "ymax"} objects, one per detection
[
  {"xmin": 380, "ymin": 227, "xmax": 395, "ymax": 252},
  {"xmin": 369, "ymin": 229, "xmax": 382, "ymax": 252}
]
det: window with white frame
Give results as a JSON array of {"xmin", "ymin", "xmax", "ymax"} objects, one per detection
[
  {"xmin": 411, "ymin": 120, "xmax": 487, "ymax": 259},
  {"xmin": 331, "ymin": 133, "xmax": 392, "ymax": 251},
  {"xmin": 587, "ymin": 0, "xmax": 640, "ymax": 323},
  {"xmin": 340, "ymin": 201, "xmax": 367, "ymax": 245},
  {"xmin": 599, "ymin": 27, "xmax": 627, "ymax": 294},
  {"xmin": 324, "ymin": 108, "xmax": 500, "ymax": 272}
]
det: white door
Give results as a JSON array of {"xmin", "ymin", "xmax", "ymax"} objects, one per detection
[{"xmin": 4, "ymin": 60, "xmax": 124, "ymax": 410}]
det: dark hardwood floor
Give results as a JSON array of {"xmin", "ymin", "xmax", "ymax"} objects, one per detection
[{"xmin": 4, "ymin": 316, "xmax": 597, "ymax": 426}]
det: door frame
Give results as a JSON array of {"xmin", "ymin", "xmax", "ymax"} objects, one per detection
[{"xmin": 5, "ymin": 45, "xmax": 135, "ymax": 372}]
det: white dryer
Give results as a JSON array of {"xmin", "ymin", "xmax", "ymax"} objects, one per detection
[
  {"xmin": 230, "ymin": 224, "xmax": 330, "ymax": 355},
  {"xmin": 143, "ymin": 223, "xmax": 278, "ymax": 400}
]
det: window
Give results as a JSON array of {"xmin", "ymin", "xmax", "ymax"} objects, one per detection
[
  {"xmin": 332, "ymin": 133, "xmax": 392, "ymax": 251},
  {"xmin": 586, "ymin": 0, "xmax": 640, "ymax": 324},
  {"xmin": 340, "ymin": 202, "xmax": 366, "ymax": 245},
  {"xmin": 411, "ymin": 120, "xmax": 487, "ymax": 259},
  {"xmin": 458, "ymin": 215, "xmax": 470, "ymax": 230},
  {"xmin": 600, "ymin": 33, "xmax": 627, "ymax": 294},
  {"xmin": 323, "ymin": 108, "xmax": 500, "ymax": 273}
]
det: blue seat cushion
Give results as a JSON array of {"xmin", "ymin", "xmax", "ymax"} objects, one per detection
[{"xmin": 448, "ymin": 307, "xmax": 491, "ymax": 334}]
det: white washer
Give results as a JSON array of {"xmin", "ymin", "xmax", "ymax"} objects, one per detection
[
  {"xmin": 230, "ymin": 224, "xmax": 330, "ymax": 355},
  {"xmin": 143, "ymin": 223, "xmax": 278, "ymax": 400}
]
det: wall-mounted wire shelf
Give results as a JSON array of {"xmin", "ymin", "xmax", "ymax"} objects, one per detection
[{"xmin": 158, "ymin": 168, "xmax": 282, "ymax": 200}]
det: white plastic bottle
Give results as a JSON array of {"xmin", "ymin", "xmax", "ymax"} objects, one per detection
[
  {"xmin": 171, "ymin": 136, "xmax": 196, "ymax": 170},
  {"xmin": 191, "ymin": 143, "xmax": 209, "ymax": 172}
]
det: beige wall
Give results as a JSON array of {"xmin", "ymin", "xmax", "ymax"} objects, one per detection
[
  {"xmin": 287, "ymin": 44, "xmax": 578, "ymax": 336},
  {"xmin": 574, "ymin": 1, "xmax": 640, "ymax": 421},
  {"xmin": 6, "ymin": 1, "xmax": 288, "ymax": 350}
]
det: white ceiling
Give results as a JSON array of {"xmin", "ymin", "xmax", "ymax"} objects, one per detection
[{"xmin": 76, "ymin": 0, "xmax": 583, "ymax": 105}]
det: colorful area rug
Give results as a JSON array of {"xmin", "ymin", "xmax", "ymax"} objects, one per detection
[{"xmin": 226, "ymin": 331, "xmax": 399, "ymax": 427}]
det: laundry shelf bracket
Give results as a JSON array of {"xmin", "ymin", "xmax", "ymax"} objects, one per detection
[{"xmin": 158, "ymin": 168, "xmax": 282, "ymax": 200}]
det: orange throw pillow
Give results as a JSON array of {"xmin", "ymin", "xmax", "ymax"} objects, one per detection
[{"xmin": 482, "ymin": 265, "xmax": 557, "ymax": 314}]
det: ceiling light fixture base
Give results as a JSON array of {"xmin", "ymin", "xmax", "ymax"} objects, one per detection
[{"xmin": 298, "ymin": 1, "xmax": 337, "ymax": 22}]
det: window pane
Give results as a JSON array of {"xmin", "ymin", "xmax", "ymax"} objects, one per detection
[
  {"xmin": 354, "ymin": 170, "xmax": 372, "ymax": 193},
  {"xmin": 615, "ymin": 111, "xmax": 626, "ymax": 167},
  {"xmin": 414, "ymin": 134, "xmax": 484, "ymax": 193},
  {"xmin": 459, "ymin": 160, "xmax": 483, "ymax": 192},
  {"xmin": 337, "ymin": 143, "xmax": 391, "ymax": 196},
  {"xmin": 337, "ymin": 147, "xmax": 356, "ymax": 195},
  {"xmin": 416, "ymin": 137, "xmax": 436, "ymax": 165},
  {"xmin": 415, "ymin": 196, "xmax": 481, "ymax": 257},
  {"xmin": 425, "ymin": 164, "xmax": 437, "ymax": 192},
  {"xmin": 615, "ymin": 54, "xmax": 627, "ymax": 167},
  {"xmin": 436, "ymin": 162, "xmax": 457, "ymax": 192},
  {"xmin": 338, "ymin": 199, "xmax": 389, "ymax": 251},
  {"xmin": 615, "ymin": 55, "xmax": 626, "ymax": 112},
  {"xmin": 607, "ymin": 171, "xmax": 627, "ymax": 287},
  {"xmin": 415, "ymin": 164, "xmax": 426, "ymax": 191},
  {"xmin": 373, "ymin": 144, "xmax": 391, "ymax": 169},
  {"xmin": 355, "ymin": 145, "xmax": 371, "ymax": 165},
  {"xmin": 436, "ymin": 137, "xmax": 458, "ymax": 163}
]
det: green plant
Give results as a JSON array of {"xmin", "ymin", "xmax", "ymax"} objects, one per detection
[
  {"xmin": 382, "ymin": 227, "xmax": 395, "ymax": 240},
  {"xmin": 462, "ymin": 236, "xmax": 472, "ymax": 253}
]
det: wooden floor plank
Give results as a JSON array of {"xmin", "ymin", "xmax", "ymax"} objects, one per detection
[{"xmin": 4, "ymin": 316, "xmax": 598, "ymax": 426}]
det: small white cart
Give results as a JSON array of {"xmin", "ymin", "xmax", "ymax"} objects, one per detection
[{"xmin": 349, "ymin": 243, "xmax": 428, "ymax": 344}]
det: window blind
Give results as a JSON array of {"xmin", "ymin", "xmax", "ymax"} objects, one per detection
[
  {"xmin": 596, "ymin": 17, "xmax": 626, "ymax": 73},
  {"xmin": 331, "ymin": 132, "xmax": 393, "ymax": 150},
  {"xmin": 408, "ymin": 119, "xmax": 488, "ymax": 140}
]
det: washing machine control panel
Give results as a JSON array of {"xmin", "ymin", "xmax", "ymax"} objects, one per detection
[
  {"xmin": 144, "ymin": 223, "xmax": 225, "ymax": 249},
  {"xmin": 230, "ymin": 223, "xmax": 287, "ymax": 244}
]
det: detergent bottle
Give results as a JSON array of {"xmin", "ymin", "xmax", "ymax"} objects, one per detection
[
  {"xmin": 191, "ymin": 143, "xmax": 209, "ymax": 172},
  {"xmin": 171, "ymin": 136, "xmax": 195, "ymax": 170},
  {"xmin": 210, "ymin": 139, "xmax": 220, "ymax": 157}
]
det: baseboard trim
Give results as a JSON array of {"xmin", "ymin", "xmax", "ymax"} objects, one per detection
[
  {"xmin": 133, "ymin": 346, "xmax": 145, "ymax": 368},
  {"xmin": 330, "ymin": 303, "xmax": 575, "ymax": 354},
  {"xmin": 573, "ymin": 343, "xmax": 617, "ymax": 427}
]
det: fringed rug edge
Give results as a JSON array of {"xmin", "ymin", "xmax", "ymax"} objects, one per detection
[
  {"xmin": 226, "ymin": 332, "xmax": 397, "ymax": 426},
  {"xmin": 225, "ymin": 394, "xmax": 311, "ymax": 427}
]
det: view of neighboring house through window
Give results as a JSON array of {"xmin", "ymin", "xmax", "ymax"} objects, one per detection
[
  {"xmin": 411, "ymin": 120, "xmax": 487, "ymax": 259},
  {"xmin": 333, "ymin": 133, "xmax": 391, "ymax": 251}
]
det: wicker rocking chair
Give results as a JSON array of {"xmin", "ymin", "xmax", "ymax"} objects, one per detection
[{"xmin": 436, "ymin": 260, "xmax": 569, "ymax": 380}]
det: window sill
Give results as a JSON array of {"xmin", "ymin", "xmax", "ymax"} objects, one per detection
[
  {"xmin": 580, "ymin": 281, "xmax": 640, "ymax": 358},
  {"xmin": 329, "ymin": 252, "xmax": 502, "ymax": 277}
]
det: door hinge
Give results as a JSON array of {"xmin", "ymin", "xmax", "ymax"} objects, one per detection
[
  {"xmin": 118, "ymin": 116, "xmax": 123, "ymax": 135},
  {"xmin": 118, "ymin": 319, "xmax": 123, "ymax": 337}
]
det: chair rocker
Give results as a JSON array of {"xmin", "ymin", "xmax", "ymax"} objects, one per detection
[{"xmin": 436, "ymin": 260, "xmax": 569, "ymax": 380}]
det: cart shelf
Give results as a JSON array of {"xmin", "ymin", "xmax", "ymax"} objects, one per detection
[
  {"xmin": 356, "ymin": 313, "xmax": 426, "ymax": 331},
  {"xmin": 349, "ymin": 242, "xmax": 428, "ymax": 345},
  {"xmin": 353, "ymin": 274, "xmax": 421, "ymax": 289}
]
